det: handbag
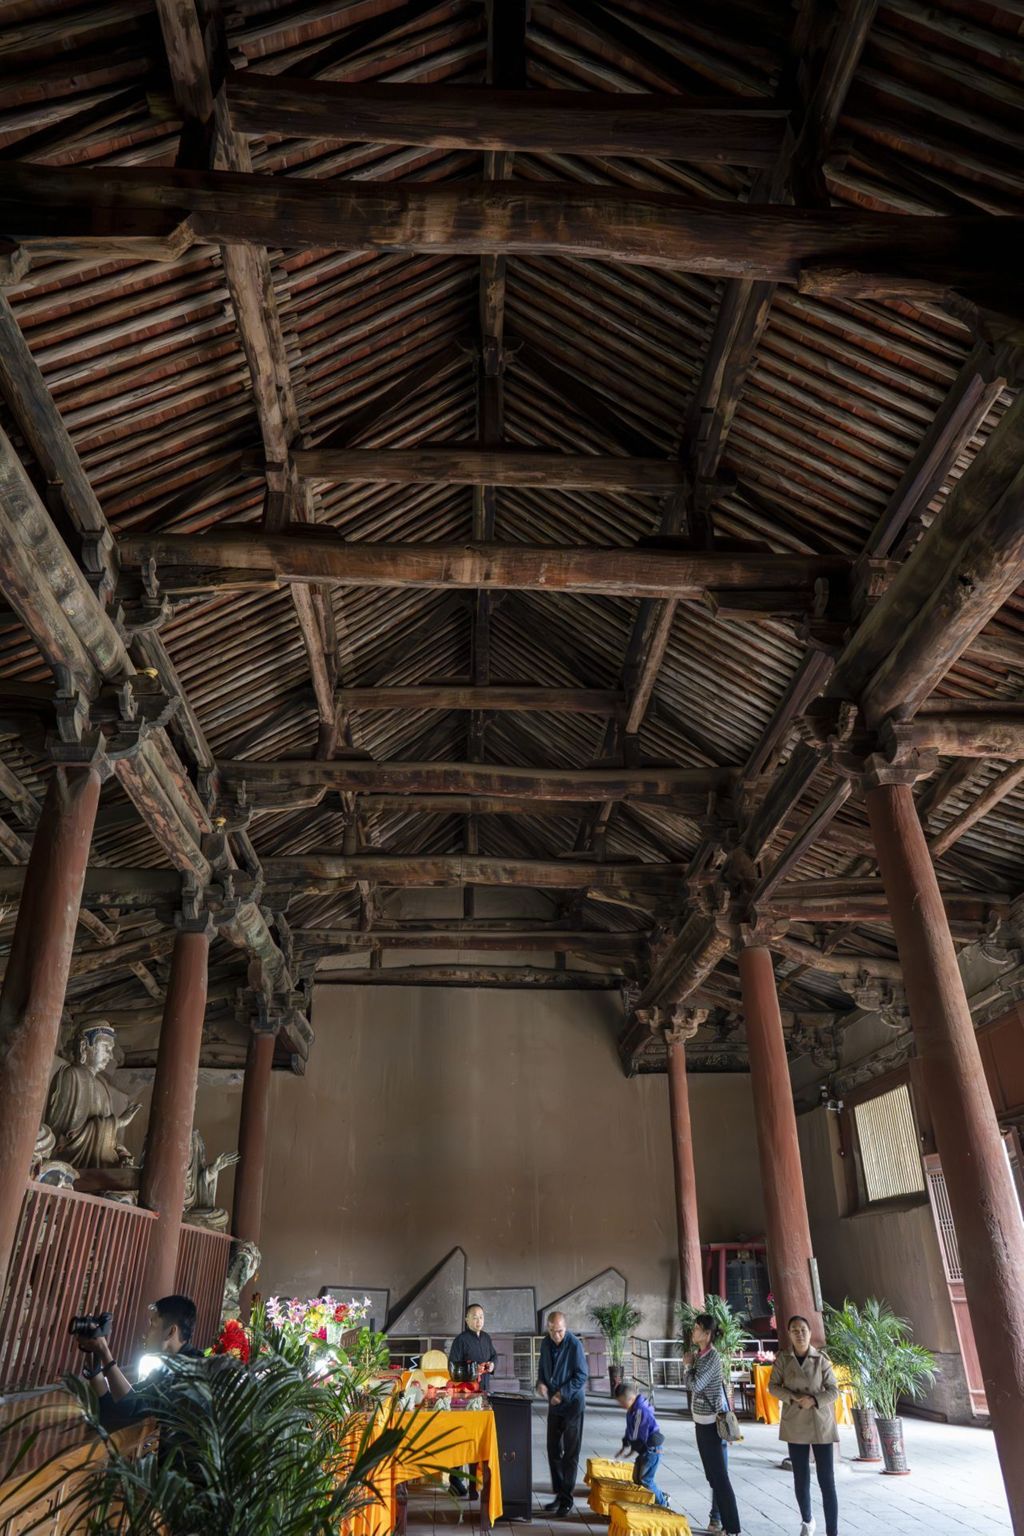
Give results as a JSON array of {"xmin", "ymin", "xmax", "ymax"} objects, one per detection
[{"xmin": 716, "ymin": 1408, "xmax": 743, "ymax": 1443}]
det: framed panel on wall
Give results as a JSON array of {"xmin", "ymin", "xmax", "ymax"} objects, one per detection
[{"xmin": 466, "ymin": 1287, "xmax": 537, "ymax": 1333}]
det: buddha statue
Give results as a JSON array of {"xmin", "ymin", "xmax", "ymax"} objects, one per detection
[
  {"xmin": 222, "ymin": 1239, "xmax": 261, "ymax": 1321},
  {"xmin": 182, "ymin": 1128, "xmax": 239, "ymax": 1231},
  {"xmin": 45, "ymin": 1023, "xmax": 140, "ymax": 1170}
]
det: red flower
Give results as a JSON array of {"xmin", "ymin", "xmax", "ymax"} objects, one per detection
[
  {"xmin": 334, "ymin": 1304, "xmax": 349, "ymax": 1323},
  {"xmin": 317, "ymin": 1326, "xmax": 328, "ymax": 1340},
  {"xmin": 214, "ymin": 1319, "xmax": 251, "ymax": 1363}
]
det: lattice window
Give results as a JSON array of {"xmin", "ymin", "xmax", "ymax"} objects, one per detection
[
  {"xmin": 925, "ymin": 1164, "xmax": 963, "ymax": 1281},
  {"xmin": 853, "ymin": 1083, "xmax": 925, "ymax": 1204}
]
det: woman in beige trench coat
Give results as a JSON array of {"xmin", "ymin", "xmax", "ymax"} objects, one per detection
[{"xmin": 768, "ymin": 1316, "xmax": 840, "ymax": 1536}]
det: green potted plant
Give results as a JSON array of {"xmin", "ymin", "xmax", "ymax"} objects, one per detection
[
  {"xmin": 590, "ymin": 1301, "xmax": 642, "ymax": 1393},
  {"xmin": 677, "ymin": 1295, "xmax": 751, "ymax": 1410},
  {"xmin": 0, "ymin": 1316, "xmax": 444, "ymax": 1535},
  {"xmin": 823, "ymin": 1298, "xmax": 882, "ymax": 1463},
  {"xmin": 825, "ymin": 1297, "xmax": 936, "ymax": 1474}
]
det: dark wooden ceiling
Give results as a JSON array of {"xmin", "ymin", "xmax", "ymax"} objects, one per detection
[{"xmin": 0, "ymin": 0, "xmax": 1022, "ymax": 1076}]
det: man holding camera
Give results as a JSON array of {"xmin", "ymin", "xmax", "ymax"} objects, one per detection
[{"xmin": 75, "ymin": 1294, "xmax": 200, "ymax": 1432}]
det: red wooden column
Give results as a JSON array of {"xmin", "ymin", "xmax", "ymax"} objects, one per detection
[
  {"xmin": 232, "ymin": 1027, "xmax": 276, "ymax": 1262},
  {"xmin": 665, "ymin": 1012, "xmax": 706, "ymax": 1306},
  {"xmin": 866, "ymin": 781, "xmax": 1024, "ymax": 1529},
  {"xmin": 738, "ymin": 941, "xmax": 823, "ymax": 1341},
  {"xmin": 139, "ymin": 920, "xmax": 212, "ymax": 1305},
  {"xmin": 0, "ymin": 763, "xmax": 102, "ymax": 1289}
]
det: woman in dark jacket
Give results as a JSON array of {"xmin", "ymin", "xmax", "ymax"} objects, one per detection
[{"xmin": 683, "ymin": 1314, "xmax": 742, "ymax": 1536}]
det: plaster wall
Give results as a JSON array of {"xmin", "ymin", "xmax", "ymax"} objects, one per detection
[
  {"xmin": 234, "ymin": 984, "xmax": 766, "ymax": 1336},
  {"xmin": 799, "ymin": 1106, "xmax": 971, "ymax": 1420}
]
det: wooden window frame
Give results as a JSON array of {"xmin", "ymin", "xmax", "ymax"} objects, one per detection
[{"xmin": 838, "ymin": 1066, "xmax": 929, "ymax": 1216}]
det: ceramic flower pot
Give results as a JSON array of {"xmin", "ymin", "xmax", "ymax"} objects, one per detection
[
  {"xmin": 876, "ymin": 1416, "xmax": 910, "ymax": 1474},
  {"xmin": 853, "ymin": 1408, "xmax": 882, "ymax": 1462}
]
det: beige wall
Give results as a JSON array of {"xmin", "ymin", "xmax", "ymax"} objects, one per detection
[
  {"xmin": 239, "ymin": 984, "xmax": 766, "ymax": 1335},
  {"xmin": 799, "ymin": 1107, "xmax": 970, "ymax": 1419}
]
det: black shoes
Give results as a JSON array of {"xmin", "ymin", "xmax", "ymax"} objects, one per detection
[
  {"xmin": 450, "ymin": 1477, "xmax": 469, "ymax": 1498},
  {"xmin": 542, "ymin": 1499, "xmax": 563, "ymax": 1513}
]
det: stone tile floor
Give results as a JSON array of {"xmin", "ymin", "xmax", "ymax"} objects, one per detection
[{"xmin": 407, "ymin": 1399, "xmax": 1012, "ymax": 1536}]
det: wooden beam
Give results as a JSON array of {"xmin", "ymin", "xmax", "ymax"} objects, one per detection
[
  {"xmin": 290, "ymin": 447, "xmax": 684, "ymax": 490},
  {"xmin": 864, "ymin": 346, "xmax": 1008, "ymax": 559},
  {"xmin": 261, "ymin": 854, "xmax": 684, "ymax": 893},
  {"xmin": 225, "ymin": 77, "xmax": 790, "ymax": 165},
  {"xmin": 752, "ymin": 776, "xmax": 854, "ymax": 901},
  {"xmin": 336, "ymin": 686, "xmax": 627, "ymax": 717},
  {"xmin": 293, "ymin": 928, "xmax": 646, "ymax": 954},
  {"xmin": 3, "ymin": 166, "xmax": 1020, "ymax": 292},
  {"xmin": 929, "ymin": 764, "xmax": 1024, "ymax": 858},
  {"xmin": 0, "ymin": 866, "xmax": 185, "ymax": 907},
  {"xmin": 636, "ymin": 912, "xmax": 732, "ymax": 1012},
  {"xmin": 359, "ymin": 793, "xmax": 595, "ymax": 817},
  {"xmin": 122, "ymin": 531, "xmax": 847, "ymax": 601},
  {"xmin": 885, "ymin": 708, "xmax": 1024, "ymax": 760},
  {"xmin": 831, "ymin": 390, "xmax": 1024, "ymax": 727},
  {"xmin": 770, "ymin": 934, "xmax": 903, "ymax": 980},
  {"xmin": 216, "ymin": 757, "xmax": 734, "ymax": 805},
  {"xmin": 762, "ymin": 880, "xmax": 1007, "ymax": 924},
  {"xmin": 314, "ymin": 965, "xmax": 623, "ymax": 989}
]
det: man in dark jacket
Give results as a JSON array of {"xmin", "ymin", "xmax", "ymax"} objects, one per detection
[
  {"xmin": 536, "ymin": 1311, "xmax": 588, "ymax": 1515},
  {"xmin": 77, "ymin": 1293, "xmax": 202, "ymax": 1457}
]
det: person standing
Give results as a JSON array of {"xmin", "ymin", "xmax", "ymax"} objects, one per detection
[
  {"xmin": 768, "ymin": 1315, "xmax": 840, "ymax": 1536},
  {"xmin": 448, "ymin": 1304, "xmax": 497, "ymax": 1498},
  {"xmin": 537, "ymin": 1311, "xmax": 588, "ymax": 1516},
  {"xmin": 683, "ymin": 1314, "xmax": 742, "ymax": 1536}
]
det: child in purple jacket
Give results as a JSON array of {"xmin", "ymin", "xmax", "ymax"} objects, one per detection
[{"xmin": 614, "ymin": 1380, "xmax": 670, "ymax": 1508}]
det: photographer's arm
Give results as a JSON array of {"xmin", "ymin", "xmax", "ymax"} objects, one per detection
[{"xmin": 78, "ymin": 1336, "xmax": 133, "ymax": 1402}]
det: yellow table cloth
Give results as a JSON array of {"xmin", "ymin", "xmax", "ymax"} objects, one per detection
[
  {"xmin": 609, "ymin": 1504, "xmax": 693, "ymax": 1536},
  {"xmin": 752, "ymin": 1363, "xmax": 854, "ymax": 1427},
  {"xmin": 588, "ymin": 1479, "xmax": 657, "ymax": 1517},
  {"xmin": 586, "ymin": 1459, "xmax": 637, "ymax": 1484},
  {"xmin": 340, "ymin": 1407, "xmax": 503, "ymax": 1534}
]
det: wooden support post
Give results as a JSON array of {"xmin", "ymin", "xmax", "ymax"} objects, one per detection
[
  {"xmin": 666, "ymin": 1021, "xmax": 705, "ymax": 1307},
  {"xmin": 232, "ymin": 1029, "xmax": 276, "ymax": 1294},
  {"xmin": 738, "ymin": 943, "xmax": 823, "ymax": 1343},
  {"xmin": 865, "ymin": 781, "xmax": 1024, "ymax": 1529},
  {"xmin": 0, "ymin": 763, "xmax": 102, "ymax": 1290},
  {"xmin": 138, "ymin": 921, "xmax": 212, "ymax": 1305}
]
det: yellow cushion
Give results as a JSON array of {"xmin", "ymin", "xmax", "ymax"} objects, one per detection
[
  {"xmin": 588, "ymin": 1479, "xmax": 656, "ymax": 1517},
  {"xmin": 586, "ymin": 1459, "xmax": 636, "ymax": 1484},
  {"xmin": 609, "ymin": 1504, "xmax": 693, "ymax": 1536}
]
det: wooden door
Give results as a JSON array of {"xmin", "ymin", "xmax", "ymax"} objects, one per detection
[{"xmin": 922, "ymin": 1154, "xmax": 988, "ymax": 1415}]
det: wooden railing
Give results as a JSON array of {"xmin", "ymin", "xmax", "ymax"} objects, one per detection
[
  {"xmin": 0, "ymin": 1182, "xmax": 155, "ymax": 1394},
  {"xmin": 174, "ymin": 1224, "xmax": 233, "ymax": 1350}
]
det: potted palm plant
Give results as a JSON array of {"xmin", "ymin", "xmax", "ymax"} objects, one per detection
[
  {"xmin": 825, "ymin": 1297, "xmax": 936, "ymax": 1474},
  {"xmin": 677, "ymin": 1296, "xmax": 751, "ymax": 1410},
  {"xmin": 823, "ymin": 1298, "xmax": 882, "ymax": 1463},
  {"xmin": 590, "ymin": 1301, "xmax": 642, "ymax": 1393},
  {"xmin": 0, "ymin": 1314, "xmax": 443, "ymax": 1535}
]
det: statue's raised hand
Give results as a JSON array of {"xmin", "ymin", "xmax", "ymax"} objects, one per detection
[{"xmin": 117, "ymin": 1102, "xmax": 141, "ymax": 1131}]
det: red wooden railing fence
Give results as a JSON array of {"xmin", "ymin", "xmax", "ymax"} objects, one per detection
[
  {"xmin": 174, "ymin": 1224, "xmax": 233, "ymax": 1350},
  {"xmin": 0, "ymin": 1182, "xmax": 155, "ymax": 1394}
]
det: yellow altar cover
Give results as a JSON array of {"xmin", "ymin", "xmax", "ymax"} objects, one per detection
[
  {"xmin": 609, "ymin": 1503, "xmax": 693, "ymax": 1536},
  {"xmin": 342, "ymin": 1408, "xmax": 503, "ymax": 1535},
  {"xmin": 586, "ymin": 1458, "xmax": 636, "ymax": 1483},
  {"xmin": 752, "ymin": 1364, "xmax": 854, "ymax": 1427}
]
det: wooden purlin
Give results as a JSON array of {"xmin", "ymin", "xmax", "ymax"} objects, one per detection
[
  {"xmin": 153, "ymin": 0, "xmax": 337, "ymax": 758},
  {"xmin": 0, "ymin": 307, "xmax": 306, "ymax": 1059},
  {"xmin": 616, "ymin": 0, "xmax": 941, "ymax": 1065}
]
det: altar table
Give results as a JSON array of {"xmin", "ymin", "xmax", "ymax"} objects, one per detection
[
  {"xmin": 342, "ymin": 1407, "xmax": 503, "ymax": 1535},
  {"xmin": 752, "ymin": 1363, "xmax": 854, "ymax": 1427}
]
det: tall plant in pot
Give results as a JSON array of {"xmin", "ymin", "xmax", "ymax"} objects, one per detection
[
  {"xmin": 826, "ymin": 1298, "xmax": 936, "ymax": 1474},
  {"xmin": 823, "ymin": 1299, "xmax": 882, "ymax": 1462},
  {"xmin": 590, "ymin": 1302, "xmax": 642, "ymax": 1393}
]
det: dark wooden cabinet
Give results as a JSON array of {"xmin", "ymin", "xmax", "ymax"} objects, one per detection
[{"xmin": 490, "ymin": 1393, "xmax": 533, "ymax": 1522}]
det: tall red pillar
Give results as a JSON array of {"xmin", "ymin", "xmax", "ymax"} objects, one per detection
[
  {"xmin": 739, "ymin": 943, "xmax": 823, "ymax": 1342},
  {"xmin": 0, "ymin": 764, "xmax": 102, "ymax": 1289},
  {"xmin": 139, "ymin": 922, "xmax": 211, "ymax": 1305},
  {"xmin": 867, "ymin": 781, "xmax": 1024, "ymax": 1531},
  {"xmin": 232, "ymin": 1028, "xmax": 275, "ymax": 1256},
  {"xmin": 666, "ymin": 1019, "xmax": 705, "ymax": 1306}
]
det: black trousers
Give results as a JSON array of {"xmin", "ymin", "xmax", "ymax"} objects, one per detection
[
  {"xmin": 694, "ymin": 1421, "xmax": 741, "ymax": 1535},
  {"xmin": 789, "ymin": 1443, "xmax": 838, "ymax": 1536},
  {"xmin": 546, "ymin": 1398, "xmax": 585, "ymax": 1502}
]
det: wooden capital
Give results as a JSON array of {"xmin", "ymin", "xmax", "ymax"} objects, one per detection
[{"xmin": 664, "ymin": 1006, "xmax": 709, "ymax": 1045}]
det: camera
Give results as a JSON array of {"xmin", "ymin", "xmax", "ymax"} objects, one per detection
[{"xmin": 69, "ymin": 1312, "xmax": 113, "ymax": 1340}]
